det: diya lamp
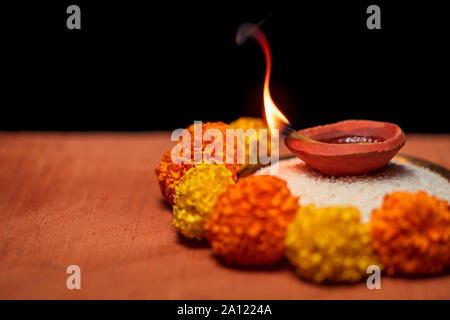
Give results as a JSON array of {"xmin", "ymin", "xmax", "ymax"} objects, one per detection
[{"xmin": 237, "ymin": 23, "xmax": 406, "ymax": 176}]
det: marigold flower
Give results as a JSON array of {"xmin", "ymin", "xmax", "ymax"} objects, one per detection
[
  {"xmin": 155, "ymin": 150, "xmax": 193, "ymax": 205},
  {"xmin": 285, "ymin": 205, "xmax": 381, "ymax": 284},
  {"xmin": 155, "ymin": 121, "xmax": 240, "ymax": 205},
  {"xmin": 230, "ymin": 117, "xmax": 271, "ymax": 171},
  {"xmin": 370, "ymin": 191, "xmax": 450, "ymax": 276},
  {"xmin": 173, "ymin": 165, "xmax": 235, "ymax": 240},
  {"xmin": 183, "ymin": 121, "xmax": 240, "ymax": 178},
  {"xmin": 205, "ymin": 175, "xmax": 299, "ymax": 266}
]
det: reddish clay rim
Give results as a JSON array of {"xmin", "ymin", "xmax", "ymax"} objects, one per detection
[{"xmin": 285, "ymin": 120, "xmax": 406, "ymax": 157}]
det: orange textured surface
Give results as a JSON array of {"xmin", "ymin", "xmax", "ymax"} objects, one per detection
[{"xmin": 0, "ymin": 132, "xmax": 449, "ymax": 299}]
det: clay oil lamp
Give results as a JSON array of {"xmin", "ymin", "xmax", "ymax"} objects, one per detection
[
  {"xmin": 237, "ymin": 22, "xmax": 406, "ymax": 176},
  {"xmin": 284, "ymin": 120, "xmax": 406, "ymax": 176}
]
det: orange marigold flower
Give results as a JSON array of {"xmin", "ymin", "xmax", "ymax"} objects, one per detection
[
  {"xmin": 183, "ymin": 121, "xmax": 240, "ymax": 177},
  {"xmin": 205, "ymin": 175, "xmax": 299, "ymax": 266},
  {"xmin": 370, "ymin": 191, "xmax": 450, "ymax": 276},
  {"xmin": 155, "ymin": 121, "xmax": 240, "ymax": 205},
  {"xmin": 155, "ymin": 150, "xmax": 193, "ymax": 205}
]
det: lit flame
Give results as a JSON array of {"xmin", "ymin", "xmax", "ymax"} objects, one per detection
[
  {"xmin": 259, "ymin": 34, "xmax": 290, "ymax": 130},
  {"xmin": 236, "ymin": 23, "xmax": 289, "ymax": 130}
]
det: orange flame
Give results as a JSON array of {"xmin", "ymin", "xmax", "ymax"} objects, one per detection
[{"xmin": 251, "ymin": 28, "xmax": 289, "ymax": 130}]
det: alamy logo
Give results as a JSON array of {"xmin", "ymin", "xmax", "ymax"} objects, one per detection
[
  {"xmin": 66, "ymin": 5, "xmax": 81, "ymax": 30},
  {"xmin": 66, "ymin": 265, "xmax": 81, "ymax": 290},
  {"xmin": 366, "ymin": 265, "xmax": 381, "ymax": 289},
  {"xmin": 367, "ymin": 5, "xmax": 381, "ymax": 30},
  {"xmin": 170, "ymin": 121, "xmax": 280, "ymax": 168}
]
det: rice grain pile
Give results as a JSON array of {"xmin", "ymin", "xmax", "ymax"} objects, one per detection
[{"xmin": 256, "ymin": 158, "xmax": 450, "ymax": 223}]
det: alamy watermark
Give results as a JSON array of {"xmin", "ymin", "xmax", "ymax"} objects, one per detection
[
  {"xmin": 66, "ymin": 5, "xmax": 380, "ymax": 32},
  {"xmin": 66, "ymin": 5, "xmax": 81, "ymax": 30},
  {"xmin": 367, "ymin": 5, "xmax": 381, "ymax": 30},
  {"xmin": 170, "ymin": 121, "xmax": 281, "ymax": 172},
  {"xmin": 66, "ymin": 265, "xmax": 81, "ymax": 290},
  {"xmin": 366, "ymin": 265, "xmax": 381, "ymax": 289}
]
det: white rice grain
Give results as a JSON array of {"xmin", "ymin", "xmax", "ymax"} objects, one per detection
[{"xmin": 255, "ymin": 158, "xmax": 450, "ymax": 223}]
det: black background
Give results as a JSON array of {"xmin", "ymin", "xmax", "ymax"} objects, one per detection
[
  {"xmin": 2, "ymin": 1, "xmax": 449, "ymax": 132},
  {"xmin": 0, "ymin": 300, "xmax": 443, "ymax": 319}
]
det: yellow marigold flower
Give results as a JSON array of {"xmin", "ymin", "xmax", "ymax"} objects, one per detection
[
  {"xmin": 370, "ymin": 191, "xmax": 450, "ymax": 276},
  {"xmin": 173, "ymin": 165, "xmax": 235, "ymax": 240},
  {"xmin": 206, "ymin": 175, "xmax": 299, "ymax": 266},
  {"xmin": 285, "ymin": 205, "xmax": 381, "ymax": 284},
  {"xmin": 230, "ymin": 117, "xmax": 271, "ymax": 171}
]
